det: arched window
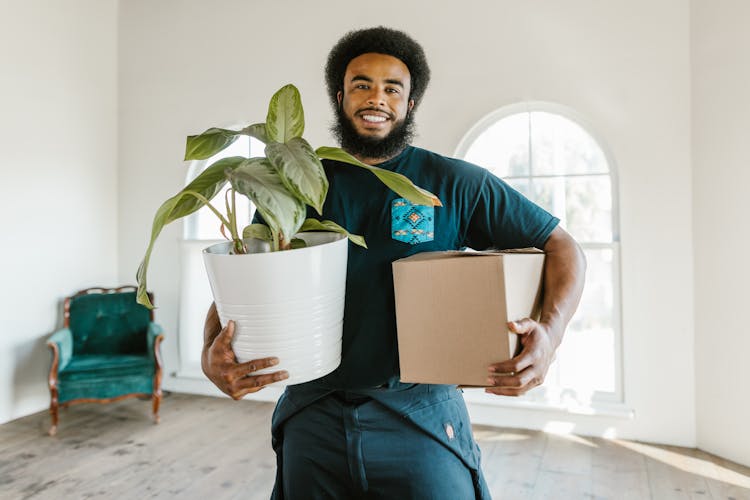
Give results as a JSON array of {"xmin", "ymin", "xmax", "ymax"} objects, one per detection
[
  {"xmin": 456, "ymin": 103, "xmax": 622, "ymax": 410},
  {"xmin": 177, "ymin": 133, "xmax": 263, "ymax": 377},
  {"xmin": 184, "ymin": 135, "xmax": 263, "ymax": 240}
]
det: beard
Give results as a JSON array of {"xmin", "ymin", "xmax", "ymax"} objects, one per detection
[{"xmin": 331, "ymin": 106, "xmax": 416, "ymax": 162}]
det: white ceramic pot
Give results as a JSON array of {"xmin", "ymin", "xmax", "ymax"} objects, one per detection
[{"xmin": 202, "ymin": 232, "xmax": 347, "ymax": 385}]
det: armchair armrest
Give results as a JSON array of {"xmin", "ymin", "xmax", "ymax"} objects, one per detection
[
  {"xmin": 146, "ymin": 322, "xmax": 164, "ymax": 364},
  {"xmin": 47, "ymin": 328, "xmax": 73, "ymax": 373},
  {"xmin": 146, "ymin": 323, "xmax": 164, "ymax": 350}
]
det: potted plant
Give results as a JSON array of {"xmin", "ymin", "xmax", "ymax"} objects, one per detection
[{"xmin": 136, "ymin": 84, "xmax": 441, "ymax": 385}]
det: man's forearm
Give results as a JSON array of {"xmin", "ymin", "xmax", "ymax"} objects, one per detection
[{"xmin": 539, "ymin": 226, "xmax": 587, "ymax": 348}]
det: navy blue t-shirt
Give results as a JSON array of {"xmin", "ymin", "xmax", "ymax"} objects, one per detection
[{"xmin": 302, "ymin": 146, "xmax": 560, "ymax": 389}]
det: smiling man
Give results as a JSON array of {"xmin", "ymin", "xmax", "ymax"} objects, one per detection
[{"xmin": 202, "ymin": 27, "xmax": 586, "ymax": 499}]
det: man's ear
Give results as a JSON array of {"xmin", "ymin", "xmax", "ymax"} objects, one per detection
[
  {"xmin": 408, "ymin": 99, "xmax": 415, "ymax": 114},
  {"xmin": 337, "ymin": 91, "xmax": 343, "ymax": 108}
]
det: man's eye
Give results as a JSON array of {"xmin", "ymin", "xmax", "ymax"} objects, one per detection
[
  {"xmin": 387, "ymin": 88, "xmax": 400, "ymax": 94},
  {"xmin": 356, "ymin": 84, "xmax": 369, "ymax": 90}
]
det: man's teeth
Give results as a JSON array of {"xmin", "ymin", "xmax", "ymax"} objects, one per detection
[{"xmin": 362, "ymin": 115, "xmax": 387, "ymax": 123}]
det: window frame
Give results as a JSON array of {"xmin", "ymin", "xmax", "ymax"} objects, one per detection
[{"xmin": 454, "ymin": 101, "xmax": 625, "ymax": 408}]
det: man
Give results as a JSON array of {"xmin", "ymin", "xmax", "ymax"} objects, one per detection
[{"xmin": 202, "ymin": 27, "xmax": 586, "ymax": 499}]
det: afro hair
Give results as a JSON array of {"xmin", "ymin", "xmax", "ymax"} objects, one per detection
[{"xmin": 325, "ymin": 26, "xmax": 431, "ymax": 111}]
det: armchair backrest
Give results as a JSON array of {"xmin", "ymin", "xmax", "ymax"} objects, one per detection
[{"xmin": 65, "ymin": 286, "xmax": 154, "ymax": 355}]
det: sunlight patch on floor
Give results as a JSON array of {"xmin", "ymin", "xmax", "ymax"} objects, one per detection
[
  {"xmin": 472, "ymin": 429, "xmax": 531, "ymax": 442},
  {"xmin": 613, "ymin": 440, "xmax": 750, "ymax": 489}
]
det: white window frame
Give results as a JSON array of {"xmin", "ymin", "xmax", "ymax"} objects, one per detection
[{"xmin": 454, "ymin": 101, "xmax": 625, "ymax": 415}]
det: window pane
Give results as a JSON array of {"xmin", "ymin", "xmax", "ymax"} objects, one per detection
[
  {"xmin": 553, "ymin": 247, "xmax": 617, "ymax": 395},
  {"xmin": 531, "ymin": 175, "xmax": 612, "ymax": 243},
  {"xmin": 530, "ymin": 112, "xmax": 609, "ymax": 176},
  {"xmin": 464, "ymin": 112, "xmax": 529, "ymax": 178},
  {"xmin": 190, "ymin": 136, "xmax": 257, "ymax": 240}
]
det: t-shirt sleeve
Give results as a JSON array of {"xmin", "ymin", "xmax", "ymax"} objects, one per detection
[{"xmin": 462, "ymin": 171, "xmax": 560, "ymax": 250}]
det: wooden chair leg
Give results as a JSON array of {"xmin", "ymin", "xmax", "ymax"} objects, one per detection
[
  {"xmin": 152, "ymin": 333, "xmax": 164, "ymax": 424},
  {"xmin": 152, "ymin": 392, "xmax": 161, "ymax": 424},
  {"xmin": 47, "ymin": 342, "xmax": 60, "ymax": 437},
  {"xmin": 48, "ymin": 399, "xmax": 59, "ymax": 436}
]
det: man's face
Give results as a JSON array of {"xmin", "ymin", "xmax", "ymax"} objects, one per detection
[
  {"xmin": 333, "ymin": 53, "xmax": 416, "ymax": 162},
  {"xmin": 337, "ymin": 53, "xmax": 415, "ymax": 140}
]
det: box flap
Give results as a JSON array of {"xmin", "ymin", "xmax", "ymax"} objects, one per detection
[{"xmin": 395, "ymin": 247, "xmax": 543, "ymax": 264}]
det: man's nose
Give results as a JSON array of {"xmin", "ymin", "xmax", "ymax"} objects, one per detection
[{"xmin": 366, "ymin": 88, "xmax": 386, "ymax": 107}]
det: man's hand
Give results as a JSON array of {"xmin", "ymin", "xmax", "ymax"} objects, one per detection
[
  {"xmin": 202, "ymin": 303, "xmax": 289, "ymax": 400},
  {"xmin": 485, "ymin": 318, "xmax": 556, "ymax": 396}
]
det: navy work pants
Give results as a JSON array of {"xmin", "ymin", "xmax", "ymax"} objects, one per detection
[{"xmin": 280, "ymin": 391, "xmax": 481, "ymax": 499}]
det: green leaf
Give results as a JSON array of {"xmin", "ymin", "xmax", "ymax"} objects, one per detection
[
  {"xmin": 229, "ymin": 158, "xmax": 306, "ymax": 245},
  {"xmin": 266, "ymin": 138, "xmax": 328, "ymax": 214},
  {"xmin": 185, "ymin": 128, "xmax": 242, "ymax": 160},
  {"xmin": 266, "ymin": 84, "xmax": 305, "ymax": 143},
  {"xmin": 242, "ymin": 223, "xmax": 272, "ymax": 241},
  {"xmin": 315, "ymin": 146, "xmax": 443, "ymax": 207},
  {"xmin": 300, "ymin": 218, "xmax": 367, "ymax": 249},
  {"xmin": 240, "ymin": 123, "xmax": 270, "ymax": 144},
  {"xmin": 136, "ymin": 156, "xmax": 246, "ymax": 309},
  {"xmin": 290, "ymin": 238, "xmax": 307, "ymax": 249}
]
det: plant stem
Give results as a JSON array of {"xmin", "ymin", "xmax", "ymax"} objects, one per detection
[
  {"xmin": 182, "ymin": 190, "xmax": 231, "ymax": 229},
  {"xmin": 226, "ymin": 188, "xmax": 246, "ymax": 254},
  {"xmin": 184, "ymin": 190, "xmax": 244, "ymax": 253},
  {"xmin": 279, "ymin": 235, "xmax": 292, "ymax": 251}
]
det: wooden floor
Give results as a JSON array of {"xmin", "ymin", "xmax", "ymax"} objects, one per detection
[{"xmin": 1, "ymin": 393, "xmax": 749, "ymax": 500}]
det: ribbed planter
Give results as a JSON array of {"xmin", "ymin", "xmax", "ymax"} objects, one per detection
[{"xmin": 202, "ymin": 232, "xmax": 347, "ymax": 386}]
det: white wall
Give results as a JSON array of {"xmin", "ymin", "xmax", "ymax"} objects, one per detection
[
  {"xmin": 692, "ymin": 0, "xmax": 750, "ymax": 466},
  {"xmin": 0, "ymin": 1, "xmax": 119, "ymax": 424},
  {"xmin": 118, "ymin": 0, "xmax": 696, "ymax": 446}
]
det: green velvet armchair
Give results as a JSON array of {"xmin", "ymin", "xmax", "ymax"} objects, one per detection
[{"xmin": 46, "ymin": 286, "xmax": 164, "ymax": 436}]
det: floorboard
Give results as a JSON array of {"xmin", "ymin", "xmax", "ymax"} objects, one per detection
[{"xmin": 1, "ymin": 393, "xmax": 748, "ymax": 500}]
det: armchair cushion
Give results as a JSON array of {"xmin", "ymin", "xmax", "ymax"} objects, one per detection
[
  {"xmin": 59, "ymin": 354, "xmax": 154, "ymax": 381},
  {"xmin": 57, "ymin": 354, "xmax": 156, "ymax": 402}
]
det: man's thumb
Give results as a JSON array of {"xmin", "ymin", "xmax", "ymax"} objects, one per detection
[
  {"xmin": 508, "ymin": 318, "xmax": 536, "ymax": 334},
  {"xmin": 219, "ymin": 319, "xmax": 236, "ymax": 345}
]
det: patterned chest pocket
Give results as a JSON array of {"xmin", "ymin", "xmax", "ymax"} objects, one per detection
[{"xmin": 391, "ymin": 198, "xmax": 435, "ymax": 245}]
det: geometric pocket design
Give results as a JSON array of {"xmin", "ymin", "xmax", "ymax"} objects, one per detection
[{"xmin": 391, "ymin": 198, "xmax": 435, "ymax": 245}]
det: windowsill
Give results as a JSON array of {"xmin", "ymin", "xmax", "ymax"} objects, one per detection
[{"xmin": 462, "ymin": 389, "xmax": 635, "ymax": 419}]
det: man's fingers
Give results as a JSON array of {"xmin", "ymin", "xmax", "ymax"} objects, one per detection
[
  {"xmin": 508, "ymin": 317, "xmax": 537, "ymax": 335},
  {"xmin": 220, "ymin": 356, "xmax": 279, "ymax": 386},
  {"xmin": 486, "ymin": 366, "xmax": 540, "ymax": 389},
  {"xmin": 234, "ymin": 357, "xmax": 280, "ymax": 377},
  {"xmin": 485, "ymin": 386, "xmax": 528, "ymax": 397},
  {"xmin": 229, "ymin": 370, "xmax": 290, "ymax": 400},
  {"xmin": 488, "ymin": 348, "xmax": 535, "ymax": 376}
]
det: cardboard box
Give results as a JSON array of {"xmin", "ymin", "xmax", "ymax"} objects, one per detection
[{"xmin": 392, "ymin": 249, "xmax": 545, "ymax": 386}]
